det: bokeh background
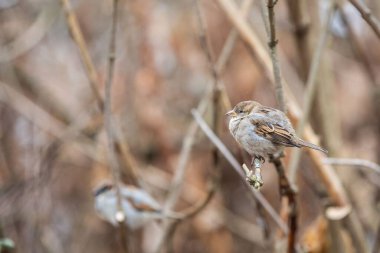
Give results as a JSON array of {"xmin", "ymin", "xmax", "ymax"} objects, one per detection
[{"xmin": 0, "ymin": 0, "xmax": 379, "ymax": 252}]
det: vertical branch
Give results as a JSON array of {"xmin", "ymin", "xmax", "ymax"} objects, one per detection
[
  {"xmin": 103, "ymin": 0, "xmax": 129, "ymax": 252},
  {"xmin": 266, "ymin": 0, "xmax": 286, "ymax": 112},
  {"xmin": 265, "ymin": 1, "xmax": 296, "ymax": 252}
]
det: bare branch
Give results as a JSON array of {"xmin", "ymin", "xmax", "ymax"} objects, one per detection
[
  {"xmin": 323, "ymin": 158, "xmax": 380, "ymax": 174},
  {"xmin": 156, "ymin": 1, "xmax": 255, "ymax": 252},
  {"xmin": 60, "ymin": 0, "xmax": 103, "ymax": 110},
  {"xmin": 288, "ymin": 1, "xmax": 335, "ymax": 183},
  {"xmin": 266, "ymin": 0, "xmax": 286, "ymax": 112},
  {"xmin": 348, "ymin": 0, "xmax": 380, "ymax": 39}
]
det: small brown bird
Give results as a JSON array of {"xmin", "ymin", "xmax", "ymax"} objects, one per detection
[{"xmin": 226, "ymin": 100, "xmax": 327, "ymax": 163}]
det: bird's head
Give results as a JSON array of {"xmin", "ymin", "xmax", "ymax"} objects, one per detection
[
  {"xmin": 93, "ymin": 181, "xmax": 114, "ymax": 197},
  {"xmin": 225, "ymin": 100, "xmax": 261, "ymax": 118}
]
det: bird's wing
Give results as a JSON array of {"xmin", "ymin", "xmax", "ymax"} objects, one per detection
[
  {"xmin": 124, "ymin": 196, "xmax": 161, "ymax": 212},
  {"xmin": 122, "ymin": 187, "xmax": 162, "ymax": 213},
  {"xmin": 250, "ymin": 115, "xmax": 300, "ymax": 147}
]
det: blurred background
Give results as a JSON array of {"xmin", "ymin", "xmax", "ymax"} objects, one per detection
[{"xmin": 0, "ymin": 0, "xmax": 379, "ymax": 252}]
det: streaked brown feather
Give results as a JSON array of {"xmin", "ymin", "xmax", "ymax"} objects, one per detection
[
  {"xmin": 125, "ymin": 196, "xmax": 161, "ymax": 212},
  {"xmin": 252, "ymin": 120, "xmax": 300, "ymax": 147}
]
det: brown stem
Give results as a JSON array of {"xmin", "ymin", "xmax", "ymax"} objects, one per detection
[
  {"xmin": 60, "ymin": 0, "xmax": 103, "ymax": 110},
  {"xmin": 266, "ymin": 0, "xmax": 286, "ymax": 112},
  {"xmin": 269, "ymin": 155, "xmax": 297, "ymax": 253}
]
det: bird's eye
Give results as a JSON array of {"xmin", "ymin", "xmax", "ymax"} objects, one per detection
[{"xmin": 238, "ymin": 110, "xmax": 244, "ymax": 113}]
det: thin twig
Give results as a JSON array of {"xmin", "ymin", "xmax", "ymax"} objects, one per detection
[
  {"xmin": 266, "ymin": 0, "xmax": 286, "ymax": 112},
  {"xmin": 143, "ymin": 165, "xmax": 268, "ymax": 246},
  {"xmin": 288, "ymin": 1, "xmax": 335, "ymax": 183},
  {"xmin": 191, "ymin": 110, "xmax": 288, "ymax": 234},
  {"xmin": 103, "ymin": 0, "xmax": 128, "ymax": 252},
  {"xmin": 348, "ymin": 0, "xmax": 380, "ymax": 39},
  {"xmin": 338, "ymin": 4, "xmax": 379, "ymax": 86},
  {"xmin": 158, "ymin": 2, "xmax": 222, "ymax": 251},
  {"xmin": 323, "ymin": 158, "xmax": 380, "ymax": 174},
  {"xmin": 60, "ymin": 0, "xmax": 103, "ymax": 110}
]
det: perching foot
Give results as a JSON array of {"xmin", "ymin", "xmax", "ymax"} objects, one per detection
[{"xmin": 246, "ymin": 156, "xmax": 264, "ymax": 190}]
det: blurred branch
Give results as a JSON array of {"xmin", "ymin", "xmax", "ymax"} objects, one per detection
[
  {"xmin": 347, "ymin": 0, "xmax": 380, "ymax": 39},
  {"xmin": 60, "ymin": 0, "xmax": 103, "ymax": 110},
  {"xmin": 288, "ymin": 1, "xmax": 335, "ymax": 183},
  {"xmin": 0, "ymin": 2, "xmax": 59, "ymax": 63},
  {"xmin": 266, "ymin": 0, "xmax": 286, "ymax": 112},
  {"xmin": 191, "ymin": 110, "xmax": 288, "ymax": 234},
  {"xmin": 323, "ymin": 158, "xmax": 380, "ymax": 174},
  {"xmin": 103, "ymin": 0, "xmax": 129, "ymax": 252},
  {"xmin": 338, "ymin": 4, "xmax": 379, "ymax": 86},
  {"xmin": 285, "ymin": 0, "xmax": 311, "ymax": 80},
  {"xmin": 143, "ymin": 166, "xmax": 267, "ymax": 247},
  {"xmin": 0, "ymin": 81, "xmax": 66, "ymax": 136},
  {"xmin": 158, "ymin": 1, "xmax": 224, "ymax": 251},
  {"xmin": 156, "ymin": 1, "xmax": 254, "ymax": 252}
]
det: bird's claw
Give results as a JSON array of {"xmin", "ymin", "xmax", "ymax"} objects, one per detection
[{"xmin": 246, "ymin": 172, "xmax": 264, "ymax": 190}]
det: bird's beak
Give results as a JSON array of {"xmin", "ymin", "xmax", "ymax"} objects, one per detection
[{"xmin": 225, "ymin": 110, "xmax": 237, "ymax": 117}]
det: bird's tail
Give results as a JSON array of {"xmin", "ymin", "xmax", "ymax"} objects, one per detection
[{"xmin": 296, "ymin": 138, "xmax": 328, "ymax": 154}]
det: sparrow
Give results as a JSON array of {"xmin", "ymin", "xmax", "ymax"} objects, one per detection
[
  {"xmin": 226, "ymin": 100, "xmax": 327, "ymax": 161},
  {"xmin": 93, "ymin": 181, "xmax": 181, "ymax": 229}
]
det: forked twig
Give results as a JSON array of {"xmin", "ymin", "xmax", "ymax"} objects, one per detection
[{"xmin": 156, "ymin": 1, "xmax": 254, "ymax": 252}]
